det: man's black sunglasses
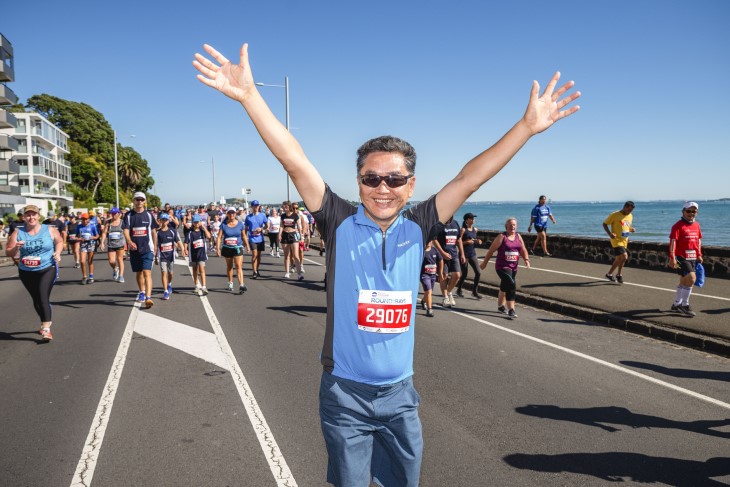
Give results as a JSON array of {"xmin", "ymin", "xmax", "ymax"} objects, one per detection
[{"xmin": 359, "ymin": 174, "xmax": 413, "ymax": 188}]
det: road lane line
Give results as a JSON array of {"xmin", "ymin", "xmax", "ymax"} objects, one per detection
[
  {"xmin": 70, "ymin": 303, "xmax": 140, "ymax": 487},
  {"xmin": 449, "ymin": 309, "xmax": 730, "ymax": 411},
  {"xmin": 198, "ymin": 288, "xmax": 298, "ymax": 486}
]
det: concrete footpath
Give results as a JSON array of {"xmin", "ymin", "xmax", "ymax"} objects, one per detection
[{"xmin": 308, "ymin": 237, "xmax": 730, "ymax": 357}]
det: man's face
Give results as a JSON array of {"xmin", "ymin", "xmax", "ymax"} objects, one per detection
[
  {"xmin": 622, "ymin": 204, "xmax": 634, "ymax": 215},
  {"xmin": 134, "ymin": 197, "xmax": 146, "ymax": 209},
  {"xmin": 357, "ymin": 151, "xmax": 415, "ymax": 230},
  {"xmin": 539, "ymin": 196, "xmax": 547, "ymax": 205}
]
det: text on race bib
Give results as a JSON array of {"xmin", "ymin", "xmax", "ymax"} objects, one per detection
[
  {"xmin": 505, "ymin": 251, "xmax": 519, "ymax": 262},
  {"xmin": 445, "ymin": 235, "xmax": 457, "ymax": 246},
  {"xmin": 357, "ymin": 290, "xmax": 412, "ymax": 334},
  {"xmin": 21, "ymin": 256, "xmax": 41, "ymax": 268},
  {"xmin": 109, "ymin": 232, "xmax": 122, "ymax": 240},
  {"xmin": 424, "ymin": 264, "xmax": 437, "ymax": 274},
  {"xmin": 132, "ymin": 227, "xmax": 147, "ymax": 237},
  {"xmin": 685, "ymin": 249, "xmax": 697, "ymax": 260},
  {"xmin": 224, "ymin": 237, "xmax": 238, "ymax": 246},
  {"xmin": 192, "ymin": 239, "xmax": 205, "ymax": 249},
  {"xmin": 160, "ymin": 242, "xmax": 173, "ymax": 252}
]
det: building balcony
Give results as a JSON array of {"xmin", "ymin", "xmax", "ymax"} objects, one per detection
[
  {"xmin": 0, "ymin": 34, "xmax": 15, "ymax": 83},
  {"xmin": 0, "ymin": 158, "xmax": 19, "ymax": 173},
  {"xmin": 0, "ymin": 109, "xmax": 17, "ymax": 129},
  {"xmin": 0, "ymin": 83, "xmax": 18, "ymax": 106},
  {"xmin": 0, "ymin": 184, "xmax": 21, "ymax": 195},
  {"xmin": 0, "ymin": 133, "xmax": 19, "ymax": 151}
]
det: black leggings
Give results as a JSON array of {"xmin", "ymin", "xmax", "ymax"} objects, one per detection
[
  {"xmin": 19, "ymin": 265, "xmax": 57, "ymax": 323},
  {"xmin": 496, "ymin": 268, "xmax": 517, "ymax": 301},
  {"xmin": 269, "ymin": 233, "xmax": 280, "ymax": 252},
  {"xmin": 457, "ymin": 255, "xmax": 481, "ymax": 292}
]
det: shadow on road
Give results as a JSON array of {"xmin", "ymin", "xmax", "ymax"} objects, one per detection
[
  {"xmin": 503, "ymin": 451, "xmax": 730, "ymax": 486},
  {"xmin": 619, "ymin": 361, "xmax": 730, "ymax": 383},
  {"xmin": 515, "ymin": 404, "xmax": 730, "ymax": 439},
  {"xmin": 267, "ymin": 305, "xmax": 326, "ymax": 317},
  {"xmin": 0, "ymin": 330, "xmax": 47, "ymax": 344}
]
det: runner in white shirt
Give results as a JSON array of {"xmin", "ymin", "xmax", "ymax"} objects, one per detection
[{"xmin": 268, "ymin": 207, "xmax": 282, "ymax": 257}]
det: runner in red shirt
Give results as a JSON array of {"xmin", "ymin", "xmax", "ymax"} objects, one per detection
[{"xmin": 668, "ymin": 201, "xmax": 703, "ymax": 317}]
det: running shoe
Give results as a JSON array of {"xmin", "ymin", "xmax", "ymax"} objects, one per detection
[
  {"xmin": 270, "ymin": 250, "xmax": 275, "ymax": 257},
  {"xmin": 420, "ymin": 299, "xmax": 426, "ymax": 310},
  {"xmin": 508, "ymin": 309, "xmax": 517, "ymax": 319},
  {"xmin": 202, "ymin": 287, "xmax": 209, "ymax": 295},
  {"xmin": 605, "ymin": 273, "xmax": 616, "ymax": 282},
  {"xmin": 276, "ymin": 252, "xmax": 281, "ymax": 258},
  {"xmin": 118, "ymin": 276, "xmax": 125, "ymax": 283},
  {"xmin": 74, "ymin": 262, "xmax": 80, "ymax": 269},
  {"xmin": 137, "ymin": 292, "xmax": 146, "ymax": 302},
  {"xmin": 298, "ymin": 273, "xmax": 304, "ymax": 281},
  {"xmin": 167, "ymin": 284, "xmax": 172, "ymax": 294},
  {"xmin": 40, "ymin": 328, "xmax": 53, "ymax": 341},
  {"xmin": 671, "ymin": 303, "xmax": 682, "ymax": 312},
  {"xmin": 426, "ymin": 309, "xmax": 434, "ymax": 317},
  {"xmin": 82, "ymin": 277, "xmax": 88, "ymax": 285},
  {"xmin": 162, "ymin": 291, "xmax": 170, "ymax": 300},
  {"xmin": 251, "ymin": 272, "xmax": 258, "ymax": 279},
  {"xmin": 300, "ymin": 266, "xmax": 306, "ymax": 274},
  {"xmin": 449, "ymin": 293, "xmax": 457, "ymax": 307},
  {"xmin": 544, "ymin": 252, "xmax": 552, "ymax": 257},
  {"xmin": 145, "ymin": 298, "xmax": 154, "ymax": 309},
  {"xmin": 87, "ymin": 275, "xmax": 94, "ymax": 284},
  {"xmin": 113, "ymin": 268, "xmax": 119, "ymax": 281},
  {"xmin": 195, "ymin": 285, "xmax": 202, "ymax": 295},
  {"xmin": 284, "ymin": 272, "xmax": 291, "ymax": 279},
  {"xmin": 472, "ymin": 292, "xmax": 482, "ymax": 300},
  {"xmin": 442, "ymin": 296, "xmax": 451, "ymax": 308},
  {"xmin": 456, "ymin": 290, "xmax": 465, "ymax": 298},
  {"xmin": 679, "ymin": 305, "xmax": 696, "ymax": 317},
  {"xmin": 528, "ymin": 248, "xmax": 534, "ymax": 255},
  {"xmin": 616, "ymin": 275, "xmax": 624, "ymax": 284},
  {"xmin": 227, "ymin": 281, "xmax": 234, "ymax": 292},
  {"xmin": 239, "ymin": 284, "xmax": 248, "ymax": 295},
  {"xmin": 498, "ymin": 305, "xmax": 507, "ymax": 314}
]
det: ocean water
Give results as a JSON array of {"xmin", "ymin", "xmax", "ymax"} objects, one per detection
[{"xmin": 452, "ymin": 200, "xmax": 729, "ymax": 248}]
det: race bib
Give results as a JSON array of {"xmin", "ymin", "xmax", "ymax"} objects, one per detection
[
  {"xmin": 505, "ymin": 251, "xmax": 519, "ymax": 262},
  {"xmin": 21, "ymin": 256, "xmax": 41, "ymax": 268},
  {"xmin": 445, "ymin": 235, "xmax": 457, "ymax": 246},
  {"xmin": 283, "ymin": 218, "xmax": 294, "ymax": 227},
  {"xmin": 81, "ymin": 232, "xmax": 92, "ymax": 241},
  {"xmin": 132, "ymin": 227, "xmax": 147, "ymax": 237},
  {"xmin": 109, "ymin": 232, "xmax": 122, "ymax": 240},
  {"xmin": 685, "ymin": 249, "xmax": 697, "ymax": 260},
  {"xmin": 621, "ymin": 231, "xmax": 630, "ymax": 238},
  {"xmin": 192, "ymin": 239, "xmax": 205, "ymax": 249},
  {"xmin": 160, "ymin": 242, "xmax": 173, "ymax": 252},
  {"xmin": 424, "ymin": 264, "xmax": 437, "ymax": 275},
  {"xmin": 357, "ymin": 290, "xmax": 412, "ymax": 334},
  {"xmin": 539, "ymin": 215, "xmax": 548, "ymax": 224},
  {"xmin": 224, "ymin": 237, "xmax": 238, "ymax": 246}
]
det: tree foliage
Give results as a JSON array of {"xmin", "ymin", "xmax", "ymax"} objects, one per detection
[{"xmin": 23, "ymin": 94, "xmax": 157, "ymax": 208}]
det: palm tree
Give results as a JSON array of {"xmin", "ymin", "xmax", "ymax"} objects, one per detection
[{"xmin": 117, "ymin": 146, "xmax": 146, "ymax": 188}]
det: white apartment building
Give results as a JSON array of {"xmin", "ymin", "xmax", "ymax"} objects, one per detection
[{"xmin": 0, "ymin": 112, "xmax": 72, "ymax": 212}]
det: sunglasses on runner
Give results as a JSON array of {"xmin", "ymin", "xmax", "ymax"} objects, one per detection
[{"xmin": 359, "ymin": 173, "xmax": 413, "ymax": 188}]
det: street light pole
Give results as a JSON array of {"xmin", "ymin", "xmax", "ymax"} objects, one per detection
[
  {"xmin": 211, "ymin": 156, "xmax": 216, "ymax": 204},
  {"xmin": 256, "ymin": 76, "xmax": 290, "ymax": 201},
  {"xmin": 113, "ymin": 130, "xmax": 119, "ymax": 209}
]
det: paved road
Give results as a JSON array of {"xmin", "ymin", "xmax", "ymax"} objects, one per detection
[{"xmin": 1, "ymin": 250, "xmax": 729, "ymax": 486}]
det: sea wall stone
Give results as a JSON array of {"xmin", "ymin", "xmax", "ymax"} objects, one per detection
[{"xmin": 476, "ymin": 230, "xmax": 730, "ymax": 280}]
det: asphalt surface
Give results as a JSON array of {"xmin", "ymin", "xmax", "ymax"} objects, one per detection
[{"xmin": 1, "ymin": 248, "xmax": 729, "ymax": 486}]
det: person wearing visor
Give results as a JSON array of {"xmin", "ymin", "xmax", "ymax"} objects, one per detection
[
  {"xmin": 244, "ymin": 199, "xmax": 268, "ymax": 279},
  {"xmin": 195, "ymin": 41, "xmax": 579, "ymax": 487},
  {"xmin": 123, "ymin": 191, "xmax": 158, "ymax": 308},
  {"xmin": 217, "ymin": 206, "xmax": 250, "ymax": 293},
  {"xmin": 100, "ymin": 207, "xmax": 126, "ymax": 283},
  {"xmin": 5, "ymin": 205, "xmax": 64, "ymax": 341},
  {"xmin": 669, "ymin": 202, "xmax": 703, "ymax": 317}
]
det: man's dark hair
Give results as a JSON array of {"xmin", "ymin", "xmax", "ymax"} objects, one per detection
[{"xmin": 356, "ymin": 136, "xmax": 416, "ymax": 175}]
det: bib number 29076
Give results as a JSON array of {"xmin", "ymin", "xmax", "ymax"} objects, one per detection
[{"xmin": 357, "ymin": 290, "xmax": 412, "ymax": 334}]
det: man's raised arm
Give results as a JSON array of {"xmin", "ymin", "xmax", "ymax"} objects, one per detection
[
  {"xmin": 193, "ymin": 43, "xmax": 326, "ymax": 211},
  {"xmin": 435, "ymin": 72, "xmax": 580, "ymax": 223}
]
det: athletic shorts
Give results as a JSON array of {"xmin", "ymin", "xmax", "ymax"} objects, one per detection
[
  {"xmin": 612, "ymin": 246, "xmax": 628, "ymax": 256},
  {"xmin": 80, "ymin": 241, "xmax": 96, "ymax": 253},
  {"xmin": 130, "ymin": 251, "xmax": 154, "ymax": 272},
  {"xmin": 444, "ymin": 257, "xmax": 460, "ymax": 274},
  {"xmin": 108, "ymin": 246, "xmax": 125, "ymax": 253},
  {"xmin": 281, "ymin": 232, "xmax": 300, "ymax": 244},
  {"xmin": 420, "ymin": 273, "xmax": 437, "ymax": 291},
  {"xmin": 675, "ymin": 256, "xmax": 697, "ymax": 276},
  {"xmin": 159, "ymin": 260, "xmax": 174, "ymax": 273},
  {"xmin": 221, "ymin": 246, "xmax": 243, "ymax": 258},
  {"xmin": 319, "ymin": 372, "xmax": 422, "ymax": 487},
  {"xmin": 190, "ymin": 260, "xmax": 206, "ymax": 268},
  {"xmin": 250, "ymin": 241, "xmax": 266, "ymax": 252},
  {"xmin": 534, "ymin": 224, "xmax": 547, "ymax": 233}
]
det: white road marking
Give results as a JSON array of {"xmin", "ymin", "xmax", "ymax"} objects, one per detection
[
  {"xmin": 508, "ymin": 260, "xmax": 730, "ymax": 302},
  {"xmin": 197, "ymin": 277, "xmax": 298, "ymax": 486},
  {"xmin": 449, "ymin": 308, "xmax": 730, "ymax": 411},
  {"xmin": 134, "ymin": 312, "xmax": 229, "ymax": 370},
  {"xmin": 303, "ymin": 257, "xmax": 324, "ymax": 267},
  {"xmin": 70, "ymin": 302, "xmax": 140, "ymax": 487}
]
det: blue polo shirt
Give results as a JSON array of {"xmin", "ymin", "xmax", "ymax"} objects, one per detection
[{"xmin": 244, "ymin": 212, "xmax": 268, "ymax": 244}]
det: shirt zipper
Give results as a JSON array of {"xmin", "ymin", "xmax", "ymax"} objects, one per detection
[{"xmin": 381, "ymin": 230, "xmax": 387, "ymax": 271}]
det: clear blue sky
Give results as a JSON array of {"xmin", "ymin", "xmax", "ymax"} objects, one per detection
[{"xmin": 3, "ymin": 0, "xmax": 729, "ymax": 205}]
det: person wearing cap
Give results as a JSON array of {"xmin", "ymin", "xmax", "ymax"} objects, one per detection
[
  {"xmin": 76, "ymin": 213, "xmax": 100, "ymax": 284},
  {"xmin": 123, "ymin": 192, "xmax": 158, "ymax": 308},
  {"xmin": 185, "ymin": 213, "xmax": 212, "ymax": 294},
  {"xmin": 602, "ymin": 201, "xmax": 636, "ymax": 284},
  {"xmin": 66, "ymin": 214, "xmax": 81, "ymax": 265},
  {"xmin": 100, "ymin": 207, "xmax": 127, "ymax": 283},
  {"xmin": 527, "ymin": 195, "xmax": 557, "ymax": 256},
  {"xmin": 217, "ymin": 206, "xmax": 250, "ymax": 293},
  {"xmin": 668, "ymin": 202, "xmax": 703, "ymax": 317},
  {"xmin": 456, "ymin": 212, "xmax": 483, "ymax": 299},
  {"xmin": 195, "ymin": 41, "xmax": 580, "ymax": 486},
  {"xmin": 156, "ymin": 213, "xmax": 185, "ymax": 300},
  {"xmin": 5, "ymin": 204, "xmax": 64, "ymax": 341},
  {"xmin": 434, "ymin": 216, "xmax": 463, "ymax": 308},
  {"xmin": 244, "ymin": 200, "xmax": 268, "ymax": 278}
]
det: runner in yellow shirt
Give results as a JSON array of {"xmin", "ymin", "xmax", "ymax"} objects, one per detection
[{"xmin": 602, "ymin": 201, "xmax": 636, "ymax": 284}]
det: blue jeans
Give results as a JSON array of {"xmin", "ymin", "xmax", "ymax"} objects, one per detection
[{"xmin": 319, "ymin": 371, "xmax": 423, "ymax": 487}]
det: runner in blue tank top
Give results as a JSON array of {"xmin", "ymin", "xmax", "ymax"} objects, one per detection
[{"xmin": 195, "ymin": 41, "xmax": 580, "ymax": 486}]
